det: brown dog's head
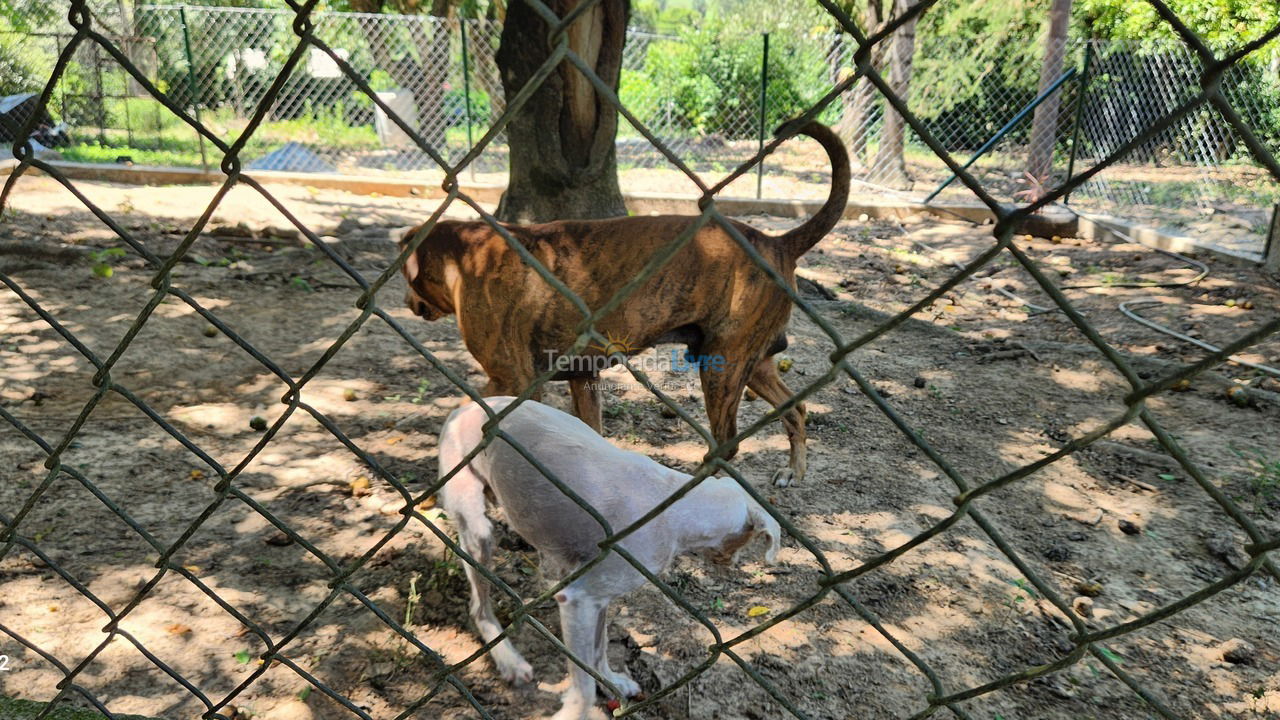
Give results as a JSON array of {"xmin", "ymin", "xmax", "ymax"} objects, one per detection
[{"xmin": 400, "ymin": 224, "xmax": 455, "ymax": 321}]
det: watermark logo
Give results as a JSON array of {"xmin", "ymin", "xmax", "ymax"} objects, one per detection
[
  {"xmin": 588, "ymin": 331, "xmax": 635, "ymax": 357},
  {"xmin": 544, "ymin": 333, "xmax": 726, "ymax": 376}
]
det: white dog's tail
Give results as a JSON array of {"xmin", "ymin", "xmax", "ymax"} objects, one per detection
[{"xmin": 436, "ymin": 403, "xmax": 494, "ymax": 514}]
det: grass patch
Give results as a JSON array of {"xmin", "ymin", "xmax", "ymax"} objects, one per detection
[{"xmin": 1234, "ymin": 446, "xmax": 1280, "ymax": 498}]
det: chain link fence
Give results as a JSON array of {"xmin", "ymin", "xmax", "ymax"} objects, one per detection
[
  {"xmin": 3, "ymin": 0, "xmax": 1280, "ymax": 719},
  {"xmin": 3, "ymin": 5, "xmax": 1277, "ymax": 257}
]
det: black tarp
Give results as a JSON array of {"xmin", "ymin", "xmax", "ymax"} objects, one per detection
[{"xmin": 0, "ymin": 93, "xmax": 70, "ymax": 147}]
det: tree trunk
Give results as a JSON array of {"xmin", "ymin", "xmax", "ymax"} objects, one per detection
[
  {"xmin": 872, "ymin": 0, "xmax": 919, "ymax": 190},
  {"xmin": 495, "ymin": 0, "xmax": 630, "ymax": 222},
  {"xmin": 1026, "ymin": 0, "xmax": 1072, "ymax": 186},
  {"xmin": 834, "ymin": 0, "xmax": 886, "ymax": 168}
]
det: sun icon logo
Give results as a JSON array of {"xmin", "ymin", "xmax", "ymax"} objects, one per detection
[{"xmin": 589, "ymin": 331, "xmax": 634, "ymax": 358}]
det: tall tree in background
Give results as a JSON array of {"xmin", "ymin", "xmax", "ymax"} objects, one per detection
[
  {"xmin": 496, "ymin": 0, "xmax": 629, "ymax": 222},
  {"xmin": 1025, "ymin": 0, "xmax": 1072, "ymax": 188},
  {"xmin": 831, "ymin": 0, "xmax": 889, "ymax": 169},
  {"xmin": 872, "ymin": 0, "xmax": 921, "ymax": 189}
]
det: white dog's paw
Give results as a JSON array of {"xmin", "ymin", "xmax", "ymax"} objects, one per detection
[
  {"xmin": 603, "ymin": 670, "xmax": 641, "ymax": 698},
  {"xmin": 771, "ymin": 468, "xmax": 795, "ymax": 488},
  {"xmin": 493, "ymin": 649, "xmax": 534, "ymax": 686}
]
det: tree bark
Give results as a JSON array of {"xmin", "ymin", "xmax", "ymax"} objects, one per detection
[
  {"xmin": 872, "ymin": 0, "xmax": 919, "ymax": 190},
  {"xmin": 495, "ymin": 0, "xmax": 630, "ymax": 222},
  {"xmin": 834, "ymin": 0, "xmax": 886, "ymax": 167},
  {"xmin": 1026, "ymin": 0, "xmax": 1073, "ymax": 185}
]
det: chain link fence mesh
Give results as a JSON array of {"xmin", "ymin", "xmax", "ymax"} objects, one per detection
[
  {"xmin": 2, "ymin": 0, "xmax": 1280, "ymax": 719},
  {"xmin": 4, "ymin": 5, "xmax": 1277, "ymax": 256}
]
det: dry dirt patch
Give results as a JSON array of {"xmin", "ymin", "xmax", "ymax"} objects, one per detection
[{"xmin": 2, "ymin": 176, "xmax": 1279, "ymax": 720}]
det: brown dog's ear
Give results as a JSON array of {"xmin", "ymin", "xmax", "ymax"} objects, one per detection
[
  {"xmin": 399, "ymin": 224, "xmax": 424, "ymax": 249},
  {"xmin": 400, "ymin": 225, "xmax": 426, "ymax": 285}
]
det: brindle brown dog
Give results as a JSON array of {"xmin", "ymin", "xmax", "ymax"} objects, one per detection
[{"xmin": 401, "ymin": 121, "xmax": 849, "ymax": 486}]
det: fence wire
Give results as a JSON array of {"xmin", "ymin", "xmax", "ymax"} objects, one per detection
[
  {"xmin": 4, "ymin": 5, "xmax": 1277, "ymax": 252},
  {"xmin": 2, "ymin": 1, "xmax": 1280, "ymax": 719}
]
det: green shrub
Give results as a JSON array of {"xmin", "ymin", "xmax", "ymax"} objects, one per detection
[
  {"xmin": 0, "ymin": 33, "xmax": 41, "ymax": 96},
  {"xmin": 621, "ymin": 22, "xmax": 823, "ymax": 139}
]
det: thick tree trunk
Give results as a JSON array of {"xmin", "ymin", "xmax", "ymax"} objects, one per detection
[
  {"xmin": 872, "ymin": 0, "xmax": 919, "ymax": 190},
  {"xmin": 495, "ymin": 0, "xmax": 630, "ymax": 222},
  {"xmin": 1026, "ymin": 0, "xmax": 1072, "ymax": 186}
]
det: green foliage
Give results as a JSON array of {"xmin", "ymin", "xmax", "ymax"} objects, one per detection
[
  {"xmin": 1233, "ymin": 446, "xmax": 1280, "ymax": 499},
  {"xmin": 1077, "ymin": 0, "xmax": 1280, "ymax": 53},
  {"xmin": 620, "ymin": 18, "xmax": 828, "ymax": 139},
  {"xmin": 0, "ymin": 30, "xmax": 39, "ymax": 95},
  {"xmin": 88, "ymin": 247, "xmax": 126, "ymax": 279}
]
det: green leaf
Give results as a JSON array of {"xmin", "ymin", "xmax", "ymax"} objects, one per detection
[
  {"xmin": 1098, "ymin": 647, "xmax": 1124, "ymax": 665},
  {"xmin": 233, "ymin": 649, "xmax": 252, "ymax": 665},
  {"xmin": 92, "ymin": 263, "xmax": 113, "ymax": 278},
  {"xmin": 1158, "ymin": 473, "xmax": 1176, "ymax": 482},
  {"xmin": 297, "ymin": 686, "xmax": 312, "ymax": 701}
]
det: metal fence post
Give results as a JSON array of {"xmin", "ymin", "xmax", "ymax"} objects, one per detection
[
  {"xmin": 178, "ymin": 5, "xmax": 209, "ymax": 173},
  {"xmin": 92, "ymin": 44, "xmax": 106, "ymax": 145},
  {"xmin": 924, "ymin": 66, "xmax": 1076, "ymax": 204},
  {"xmin": 757, "ymin": 32, "xmax": 769, "ymax": 199},
  {"xmin": 460, "ymin": 18, "xmax": 475, "ymax": 181},
  {"xmin": 1063, "ymin": 39, "xmax": 1095, "ymax": 205}
]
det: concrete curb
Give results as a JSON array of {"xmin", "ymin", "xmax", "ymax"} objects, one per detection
[
  {"xmin": 18, "ymin": 161, "xmax": 1264, "ymax": 262},
  {"xmin": 38, "ymin": 161, "xmax": 508, "ymax": 204},
  {"xmin": 36, "ymin": 160, "xmax": 1027, "ymax": 230},
  {"xmin": 1075, "ymin": 211, "xmax": 1264, "ymax": 265}
]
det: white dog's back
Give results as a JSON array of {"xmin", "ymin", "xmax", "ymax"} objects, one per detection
[{"xmin": 439, "ymin": 397, "xmax": 685, "ymax": 580}]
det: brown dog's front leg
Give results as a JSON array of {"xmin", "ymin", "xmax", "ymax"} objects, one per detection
[
  {"xmin": 569, "ymin": 375, "xmax": 603, "ymax": 433},
  {"xmin": 699, "ymin": 348, "xmax": 751, "ymax": 462}
]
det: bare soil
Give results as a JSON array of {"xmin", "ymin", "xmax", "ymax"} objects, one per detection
[{"xmin": 2, "ymin": 175, "xmax": 1279, "ymax": 720}]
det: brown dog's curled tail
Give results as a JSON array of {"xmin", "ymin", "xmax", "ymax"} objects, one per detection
[{"xmin": 775, "ymin": 120, "xmax": 850, "ymax": 258}]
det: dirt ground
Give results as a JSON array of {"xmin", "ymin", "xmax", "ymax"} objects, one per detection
[{"xmin": 2, "ymin": 175, "xmax": 1279, "ymax": 720}]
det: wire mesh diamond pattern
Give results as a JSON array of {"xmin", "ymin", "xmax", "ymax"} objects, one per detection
[{"xmin": 2, "ymin": 1, "xmax": 1280, "ymax": 719}]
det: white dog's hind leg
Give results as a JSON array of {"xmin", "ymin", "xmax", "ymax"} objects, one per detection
[
  {"xmin": 439, "ymin": 420, "xmax": 533, "ymax": 686},
  {"xmin": 551, "ymin": 588, "xmax": 606, "ymax": 720},
  {"xmin": 592, "ymin": 604, "xmax": 640, "ymax": 699}
]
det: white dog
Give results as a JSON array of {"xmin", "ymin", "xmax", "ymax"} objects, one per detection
[{"xmin": 436, "ymin": 397, "xmax": 781, "ymax": 720}]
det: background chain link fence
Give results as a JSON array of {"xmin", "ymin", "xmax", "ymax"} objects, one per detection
[
  {"xmin": 3, "ymin": 4, "xmax": 1277, "ymax": 255},
  {"xmin": 2, "ymin": 0, "xmax": 1280, "ymax": 719}
]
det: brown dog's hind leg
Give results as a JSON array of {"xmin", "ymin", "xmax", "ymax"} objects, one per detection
[
  {"xmin": 748, "ymin": 357, "xmax": 807, "ymax": 487},
  {"xmin": 699, "ymin": 348, "xmax": 753, "ymax": 464},
  {"xmin": 568, "ymin": 375, "xmax": 603, "ymax": 433}
]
